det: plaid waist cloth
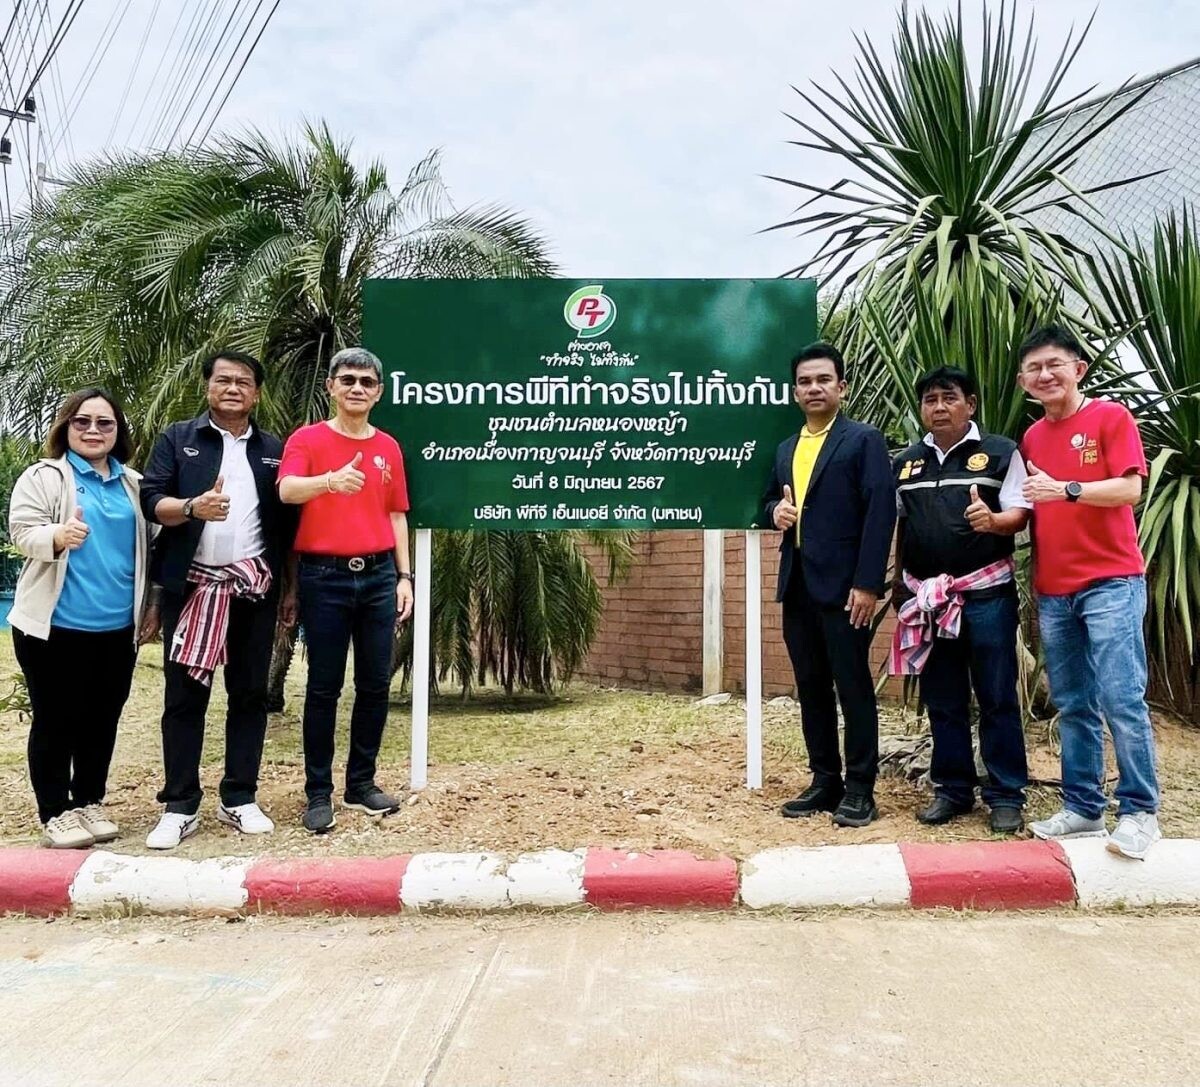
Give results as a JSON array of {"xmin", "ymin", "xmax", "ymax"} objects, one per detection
[
  {"xmin": 888, "ymin": 557, "xmax": 1016, "ymax": 676},
  {"xmin": 169, "ymin": 556, "xmax": 273, "ymax": 686}
]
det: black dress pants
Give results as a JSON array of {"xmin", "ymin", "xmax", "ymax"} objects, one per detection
[
  {"xmin": 14, "ymin": 625, "xmax": 135, "ymax": 823},
  {"xmin": 158, "ymin": 588, "xmax": 276, "ymax": 815},
  {"xmin": 781, "ymin": 564, "xmax": 879, "ymax": 793}
]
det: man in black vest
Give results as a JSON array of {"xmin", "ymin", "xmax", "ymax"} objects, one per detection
[
  {"xmin": 890, "ymin": 367, "xmax": 1030, "ymax": 833},
  {"xmin": 762, "ymin": 342, "xmax": 896, "ymax": 827}
]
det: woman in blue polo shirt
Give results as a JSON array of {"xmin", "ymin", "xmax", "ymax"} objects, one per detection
[{"xmin": 8, "ymin": 388, "xmax": 157, "ymax": 848}]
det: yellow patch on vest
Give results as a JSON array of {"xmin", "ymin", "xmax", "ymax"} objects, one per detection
[
  {"xmin": 967, "ymin": 452, "xmax": 990, "ymax": 471},
  {"xmin": 899, "ymin": 461, "xmax": 912, "ymax": 480}
]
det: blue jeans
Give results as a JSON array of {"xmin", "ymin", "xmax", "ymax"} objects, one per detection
[
  {"xmin": 1037, "ymin": 576, "xmax": 1159, "ymax": 818},
  {"xmin": 921, "ymin": 589, "xmax": 1028, "ymax": 809},
  {"xmin": 298, "ymin": 560, "xmax": 397, "ymax": 801}
]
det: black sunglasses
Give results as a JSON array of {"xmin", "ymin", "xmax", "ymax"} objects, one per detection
[
  {"xmin": 70, "ymin": 415, "xmax": 117, "ymax": 434},
  {"xmin": 334, "ymin": 374, "xmax": 380, "ymax": 390}
]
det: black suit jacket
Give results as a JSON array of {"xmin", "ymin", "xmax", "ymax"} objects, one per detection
[
  {"xmin": 760, "ymin": 414, "xmax": 896, "ymax": 607},
  {"xmin": 140, "ymin": 412, "xmax": 297, "ymax": 594}
]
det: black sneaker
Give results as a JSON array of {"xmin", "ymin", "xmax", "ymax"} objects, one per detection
[
  {"xmin": 832, "ymin": 792, "xmax": 879, "ymax": 828},
  {"xmin": 302, "ymin": 797, "xmax": 336, "ymax": 834},
  {"xmin": 781, "ymin": 782, "xmax": 844, "ymax": 818},
  {"xmin": 344, "ymin": 785, "xmax": 401, "ymax": 817}
]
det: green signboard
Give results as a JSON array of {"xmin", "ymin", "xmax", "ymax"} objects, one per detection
[{"xmin": 365, "ymin": 278, "xmax": 817, "ymax": 531}]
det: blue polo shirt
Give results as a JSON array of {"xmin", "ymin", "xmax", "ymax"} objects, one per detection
[{"xmin": 53, "ymin": 452, "xmax": 137, "ymax": 632}]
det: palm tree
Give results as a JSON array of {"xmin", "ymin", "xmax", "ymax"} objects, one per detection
[
  {"xmin": 766, "ymin": 0, "xmax": 1152, "ymax": 425},
  {"xmin": 0, "ymin": 123, "xmax": 626, "ymax": 703},
  {"xmin": 1088, "ymin": 209, "xmax": 1200, "ymax": 712},
  {"xmin": 1, "ymin": 122, "xmax": 556, "ymax": 443},
  {"xmin": 394, "ymin": 529, "xmax": 635, "ymax": 697}
]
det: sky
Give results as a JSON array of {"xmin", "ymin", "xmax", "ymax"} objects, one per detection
[{"xmin": 9, "ymin": 0, "xmax": 1200, "ymax": 279}]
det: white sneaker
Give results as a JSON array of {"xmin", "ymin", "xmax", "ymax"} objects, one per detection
[
  {"xmin": 217, "ymin": 802, "xmax": 274, "ymax": 835},
  {"xmin": 76, "ymin": 804, "xmax": 119, "ymax": 843},
  {"xmin": 1107, "ymin": 812, "xmax": 1161, "ymax": 860},
  {"xmin": 145, "ymin": 812, "xmax": 200, "ymax": 850},
  {"xmin": 42, "ymin": 810, "xmax": 94, "ymax": 849},
  {"xmin": 1030, "ymin": 809, "xmax": 1108, "ymax": 840}
]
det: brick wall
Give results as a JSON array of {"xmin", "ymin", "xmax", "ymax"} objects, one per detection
[
  {"xmin": 580, "ymin": 531, "xmax": 898, "ymax": 696},
  {"xmin": 580, "ymin": 532, "xmax": 706, "ymax": 692}
]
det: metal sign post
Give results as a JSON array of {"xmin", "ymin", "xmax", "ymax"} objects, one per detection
[
  {"xmin": 745, "ymin": 530, "xmax": 763, "ymax": 790},
  {"xmin": 410, "ymin": 527, "xmax": 433, "ymax": 790}
]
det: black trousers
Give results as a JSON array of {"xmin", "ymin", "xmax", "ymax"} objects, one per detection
[
  {"xmin": 158, "ymin": 588, "xmax": 276, "ymax": 814},
  {"xmin": 781, "ymin": 564, "xmax": 879, "ymax": 793},
  {"xmin": 13, "ymin": 625, "xmax": 135, "ymax": 824}
]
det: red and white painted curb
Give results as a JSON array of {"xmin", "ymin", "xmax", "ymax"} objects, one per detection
[{"xmin": 1, "ymin": 840, "xmax": 1198, "ymax": 917}]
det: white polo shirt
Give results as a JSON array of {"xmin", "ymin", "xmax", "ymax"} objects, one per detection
[{"xmin": 195, "ymin": 420, "xmax": 264, "ymax": 566}]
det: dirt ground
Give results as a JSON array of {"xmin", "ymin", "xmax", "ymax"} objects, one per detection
[{"xmin": 2, "ymin": 635, "xmax": 1199, "ymax": 858}]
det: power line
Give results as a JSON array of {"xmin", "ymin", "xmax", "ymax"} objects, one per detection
[
  {"xmin": 48, "ymin": 0, "xmax": 132, "ymax": 159},
  {"xmin": 164, "ymin": 0, "xmax": 250, "ymax": 149},
  {"xmin": 1, "ymin": 0, "xmax": 86, "ymax": 144},
  {"xmin": 0, "ymin": 2, "xmax": 26, "ymax": 51},
  {"xmin": 7, "ymin": 0, "xmax": 40, "ymax": 99},
  {"xmin": 104, "ymin": 0, "xmax": 160, "ymax": 147},
  {"xmin": 140, "ymin": 0, "xmax": 214, "ymax": 147},
  {"xmin": 146, "ymin": 0, "xmax": 229, "ymax": 148},
  {"xmin": 186, "ymin": 0, "xmax": 280, "ymax": 149},
  {"xmin": 36, "ymin": 0, "xmax": 77, "ymax": 165},
  {"xmin": 124, "ymin": 0, "xmax": 189, "ymax": 148}
]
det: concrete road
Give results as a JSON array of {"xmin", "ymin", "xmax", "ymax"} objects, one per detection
[{"xmin": 1, "ymin": 911, "xmax": 1198, "ymax": 1086}]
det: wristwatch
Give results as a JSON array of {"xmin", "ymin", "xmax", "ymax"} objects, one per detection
[
  {"xmin": 398, "ymin": 571, "xmax": 415, "ymax": 584},
  {"xmin": 182, "ymin": 498, "xmax": 196, "ymax": 519},
  {"xmin": 1065, "ymin": 481, "xmax": 1083, "ymax": 503}
]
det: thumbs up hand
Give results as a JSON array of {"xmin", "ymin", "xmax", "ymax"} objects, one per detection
[
  {"xmin": 328, "ymin": 450, "xmax": 366, "ymax": 495},
  {"xmin": 191, "ymin": 475, "xmax": 231, "ymax": 521},
  {"xmin": 964, "ymin": 482, "xmax": 995, "ymax": 533},
  {"xmin": 1021, "ymin": 460, "xmax": 1066, "ymax": 504},
  {"xmin": 54, "ymin": 506, "xmax": 90, "ymax": 552},
  {"xmin": 773, "ymin": 482, "xmax": 799, "ymax": 530}
]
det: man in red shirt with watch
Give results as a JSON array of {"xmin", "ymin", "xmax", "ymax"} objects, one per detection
[
  {"xmin": 1018, "ymin": 325, "xmax": 1160, "ymax": 859},
  {"xmin": 279, "ymin": 347, "xmax": 415, "ymax": 834}
]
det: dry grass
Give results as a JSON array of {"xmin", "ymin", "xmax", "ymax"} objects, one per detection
[{"xmin": 2, "ymin": 632, "xmax": 1200, "ymax": 858}]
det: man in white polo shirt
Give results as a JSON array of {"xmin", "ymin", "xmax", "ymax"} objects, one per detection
[{"xmin": 140, "ymin": 351, "xmax": 296, "ymax": 849}]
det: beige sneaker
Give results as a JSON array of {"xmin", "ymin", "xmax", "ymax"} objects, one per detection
[
  {"xmin": 42, "ymin": 810, "xmax": 95, "ymax": 849},
  {"xmin": 76, "ymin": 804, "xmax": 119, "ymax": 843}
]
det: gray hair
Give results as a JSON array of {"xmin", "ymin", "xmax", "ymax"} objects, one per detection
[{"xmin": 328, "ymin": 347, "xmax": 383, "ymax": 380}]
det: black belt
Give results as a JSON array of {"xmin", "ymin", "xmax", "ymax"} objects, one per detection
[{"xmin": 300, "ymin": 550, "xmax": 394, "ymax": 573}]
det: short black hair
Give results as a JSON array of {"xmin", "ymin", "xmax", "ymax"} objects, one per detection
[
  {"xmin": 915, "ymin": 366, "xmax": 976, "ymax": 401},
  {"xmin": 45, "ymin": 387, "xmax": 134, "ymax": 462},
  {"xmin": 1017, "ymin": 325, "xmax": 1087, "ymax": 365},
  {"xmin": 791, "ymin": 341, "xmax": 846, "ymax": 383},
  {"xmin": 202, "ymin": 349, "xmax": 265, "ymax": 386}
]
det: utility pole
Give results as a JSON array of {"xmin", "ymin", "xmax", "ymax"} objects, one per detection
[
  {"xmin": 0, "ymin": 92, "xmax": 35, "ymax": 209},
  {"xmin": 34, "ymin": 159, "xmax": 67, "ymax": 202}
]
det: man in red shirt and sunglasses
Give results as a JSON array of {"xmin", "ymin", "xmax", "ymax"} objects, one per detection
[{"xmin": 279, "ymin": 348, "xmax": 414, "ymax": 834}]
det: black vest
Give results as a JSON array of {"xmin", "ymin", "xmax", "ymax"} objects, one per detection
[{"xmin": 894, "ymin": 431, "xmax": 1017, "ymax": 581}]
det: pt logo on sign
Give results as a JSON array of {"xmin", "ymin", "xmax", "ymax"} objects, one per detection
[{"xmin": 564, "ymin": 284, "xmax": 617, "ymax": 338}]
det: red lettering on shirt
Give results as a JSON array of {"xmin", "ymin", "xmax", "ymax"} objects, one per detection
[{"xmin": 1021, "ymin": 399, "xmax": 1146, "ymax": 596}]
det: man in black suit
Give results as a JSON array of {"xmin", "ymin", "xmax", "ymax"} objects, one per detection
[{"xmin": 761, "ymin": 342, "xmax": 896, "ymax": 827}]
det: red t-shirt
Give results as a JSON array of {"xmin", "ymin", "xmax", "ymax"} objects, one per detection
[
  {"xmin": 279, "ymin": 422, "xmax": 410, "ymax": 556},
  {"xmin": 1020, "ymin": 399, "xmax": 1146, "ymax": 596}
]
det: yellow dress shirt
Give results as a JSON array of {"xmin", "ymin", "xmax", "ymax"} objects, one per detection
[{"xmin": 790, "ymin": 414, "xmax": 836, "ymax": 547}]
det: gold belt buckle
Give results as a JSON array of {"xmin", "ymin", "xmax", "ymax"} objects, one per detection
[{"xmin": 348, "ymin": 556, "xmax": 366, "ymax": 572}]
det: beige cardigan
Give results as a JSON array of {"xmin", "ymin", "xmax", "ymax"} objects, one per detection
[{"xmin": 8, "ymin": 455, "xmax": 156, "ymax": 642}]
